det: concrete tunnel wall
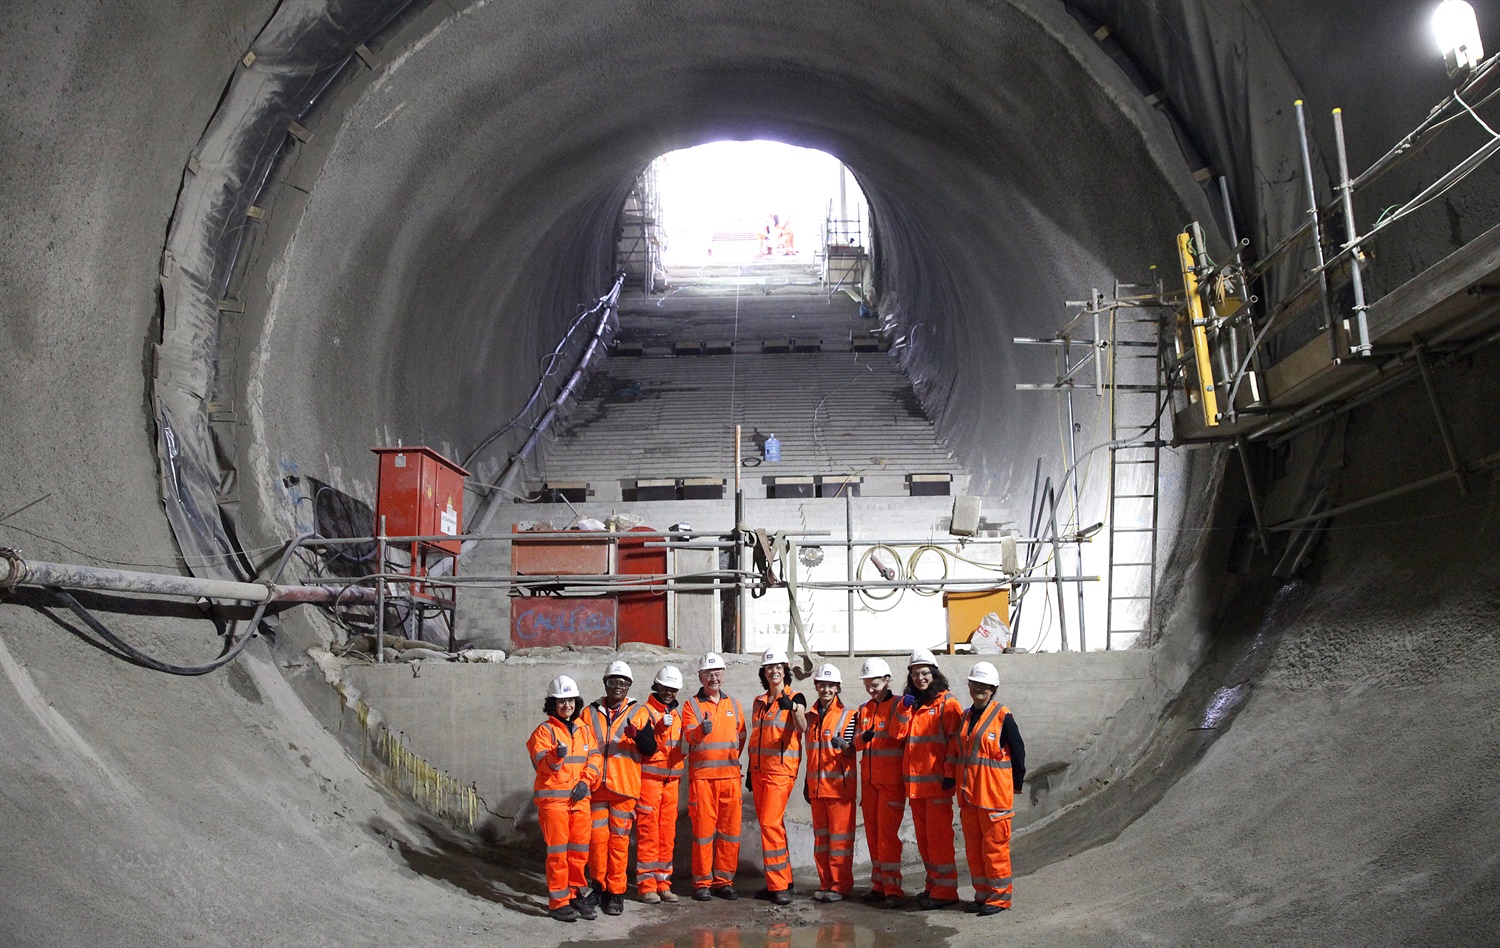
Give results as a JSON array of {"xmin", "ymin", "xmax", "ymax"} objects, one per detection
[{"xmin": 2, "ymin": 0, "xmax": 1499, "ymax": 943}]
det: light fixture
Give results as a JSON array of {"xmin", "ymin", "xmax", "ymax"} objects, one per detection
[{"xmin": 1434, "ymin": 0, "xmax": 1484, "ymax": 78}]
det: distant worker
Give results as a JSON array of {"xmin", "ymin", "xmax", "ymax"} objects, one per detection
[
  {"xmin": 682, "ymin": 652, "xmax": 748, "ymax": 900},
  {"xmin": 804, "ymin": 662, "xmax": 858, "ymax": 902},
  {"xmin": 526, "ymin": 675, "xmax": 603, "ymax": 923},
  {"xmin": 854, "ymin": 657, "xmax": 906, "ymax": 906},
  {"xmin": 748, "ymin": 647, "xmax": 807, "ymax": 904},
  {"xmin": 581, "ymin": 660, "xmax": 657, "ymax": 916},
  {"xmin": 635, "ymin": 665, "xmax": 687, "ymax": 903},
  {"xmin": 890, "ymin": 649, "xmax": 964, "ymax": 910},
  {"xmin": 956, "ymin": 661, "xmax": 1026, "ymax": 916}
]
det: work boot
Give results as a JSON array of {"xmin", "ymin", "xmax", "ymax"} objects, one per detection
[
  {"xmin": 712, "ymin": 886, "xmax": 740, "ymax": 901},
  {"xmin": 918, "ymin": 895, "xmax": 959, "ymax": 910},
  {"xmin": 977, "ymin": 902, "xmax": 1007, "ymax": 917},
  {"xmin": 813, "ymin": 890, "xmax": 829, "ymax": 902},
  {"xmin": 692, "ymin": 888, "xmax": 712, "ymax": 902},
  {"xmin": 659, "ymin": 889, "xmax": 679, "ymax": 903},
  {"xmin": 549, "ymin": 904, "xmax": 579, "ymax": 923},
  {"xmin": 603, "ymin": 892, "xmax": 624, "ymax": 916},
  {"xmin": 580, "ymin": 886, "xmax": 600, "ymax": 910},
  {"xmin": 771, "ymin": 889, "xmax": 793, "ymax": 906},
  {"xmin": 883, "ymin": 895, "xmax": 904, "ymax": 910},
  {"xmin": 571, "ymin": 895, "xmax": 598, "ymax": 921},
  {"xmin": 964, "ymin": 900, "xmax": 982, "ymax": 913},
  {"xmin": 824, "ymin": 892, "xmax": 844, "ymax": 903},
  {"xmin": 639, "ymin": 891, "xmax": 662, "ymax": 905},
  {"xmin": 861, "ymin": 889, "xmax": 885, "ymax": 904}
]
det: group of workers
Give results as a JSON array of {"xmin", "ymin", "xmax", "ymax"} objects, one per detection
[{"xmin": 525, "ymin": 647, "xmax": 1025, "ymax": 924}]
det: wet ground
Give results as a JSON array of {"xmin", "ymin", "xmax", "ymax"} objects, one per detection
[{"xmin": 567, "ymin": 895, "xmax": 960, "ymax": 947}]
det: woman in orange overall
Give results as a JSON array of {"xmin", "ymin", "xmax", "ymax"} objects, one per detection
[
  {"xmin": 635, "ymin": 664, "xmax": 686, "ymax": 903},
  {"xmin": 581, "ymin": 659, "xmax": 657, "ymax": 916},
  {"xmin": 889, "ymin": 648, "xmax": 964, "ymax": 910},
  {"xmin": 748, "ymin": 646, "xmax": 806, "ymax": 904},
  {"xmin": 957, "ymin": 661, "xmax": 1025, "ymax": 916},
  {"xmin": 525, "ymin": 674, "xmax": 603, "ymax": 923},
  {"xmin": 804, "ymin": 662, "xmax": 857, "ymax": 902},
  {"xmin": 854, "ymin": 656, "xmax": 905, "ymax": 907}
]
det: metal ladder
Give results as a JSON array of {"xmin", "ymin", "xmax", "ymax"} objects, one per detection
[{"xmin": 1105, "ymin": 279, "xmax": 1172, "ymax": 649}]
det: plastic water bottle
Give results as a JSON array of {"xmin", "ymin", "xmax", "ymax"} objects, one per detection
[{"xmin": 763, "ymin": 434, "xmax": 781, "ymax": 463}]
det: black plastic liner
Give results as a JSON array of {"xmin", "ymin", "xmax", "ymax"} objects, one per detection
[{"xmin": 154, "ymin": 0, "xmax": 416, "ymax": 580}]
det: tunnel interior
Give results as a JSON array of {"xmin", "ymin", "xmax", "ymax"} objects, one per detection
[{"xmin": 3, "ymin": 0, "xmax": 1500, "ymax": 944}]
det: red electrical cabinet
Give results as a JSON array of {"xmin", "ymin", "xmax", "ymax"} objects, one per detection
[{"xmin": 372, "ymin": 446, "xmax": 469, "ymax": 609}]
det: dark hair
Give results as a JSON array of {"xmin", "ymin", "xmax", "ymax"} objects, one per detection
[
  {"xmin": 904, "ymin": 666, "xmax": 950, "ymax": 704},
  {"xmin": 758, "ymin": 663, "xmax": 791, "ymax": 690},
  {"xmin": 543, "ymin": 696, "xmax": 580, "ymax": 721}
]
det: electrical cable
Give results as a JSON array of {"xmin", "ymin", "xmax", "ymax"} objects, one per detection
[{"xmin": 45, "ymin": 532, "xmax": 315, "ymax": 676}]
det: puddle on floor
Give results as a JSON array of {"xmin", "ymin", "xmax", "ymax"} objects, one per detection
[{"xmin": 570, "ymin": 898, "xmax": 958, "ymax": 947}]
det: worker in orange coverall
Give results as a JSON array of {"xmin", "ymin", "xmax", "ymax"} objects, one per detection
[
  {"xmin": 748, "ymin": 647, "xmax": 807, "ymax": 904},
  {"xmin": 804, "ymin": 662, "xmax": 858, "ymax": 901},
  {"xmin": 957, "ymin": 661, "xmax": 1026, "ymax": 916},
  {"xmin": 580, "ymin": 659, "xmax": 658, "ymax": 916},
  {"xmin": 635, "ymin": 664, "xmax": 686, "ymax": 903},
  {"xmin": 889, "ymin": 648, "xmax": 964, "ymax": 909},
  {"xmin": 682, "ymin": 652, "xmax": 748, "ymax": 900},
  {"xmin": 525, "ymin": 674, "xmax": 603, "ymax": 923},
  {"xmin": 854, "ymin": 656, "xmax": 905, "ymax": 907}
]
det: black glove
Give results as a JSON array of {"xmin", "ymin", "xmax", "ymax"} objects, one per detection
[
  {"xmin": 831, "ymin": 735, "xmax": 849, "ymax": 751},
  {"xmin": 803, "ymin": 782, "xmax": 811, "ymax": 804},
  {"xmin": 569, "ymin": 780, "xmax": 589, "ymax": 803},
  {"xmin": 940, "ymin": 777, "xmax": 956, "ymax": 791},
  {"xmin": 777, "ymin": 695, "xmax": 795, "ymax": 712},
  {"xmin": 701, "ymin": 716, "xmax": 714, "ymax": 736},
  {"xmin": 746, "ymin": 770, "xmax": 754, "ymax": 790},
  {"xmin": 860, "ymin": 729, "xmax": 875, "ymax": 744}
]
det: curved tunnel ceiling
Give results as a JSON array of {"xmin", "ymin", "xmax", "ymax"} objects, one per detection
[{"xmin": 244, "ymin": 0, "xmax": 1213, "ymax": 546}]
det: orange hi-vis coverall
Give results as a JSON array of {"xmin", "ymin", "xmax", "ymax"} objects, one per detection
[
  {"xmin": 855, "ymin": 693, "xmax": 906, "ymax": 897},
  {"xmin": 636, "ymin": 693, "xmax": 686, "ymax": 895},
  {"xmin": 526, "ymin": 714, "xmax": 603, "ymax": 910},
  {"xmin": 682, "ymin": 690, "xmax": 747, "ymax": 891},
  {"xmin": 749, "ymin": 686, "xmax": 804, "ymax": 892},
  {"xmin": 582, "ymin": 698, "xmax": 655, "ymax": 896},
  {"xmin": 805, "ymin": 698, "xmax": 857, "ymax": 895},
  {"xmin": 891, "ymin": 690, "xmax": 964, "ymax": 900},
  {"xmin": 958, "ymin": 701, "xmax": 1022, "ymax": 908}
]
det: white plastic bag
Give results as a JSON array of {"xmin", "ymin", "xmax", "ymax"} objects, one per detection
[{"xmin": 971, "ymin": 612, "xmax": 1009, "ymax": 654}]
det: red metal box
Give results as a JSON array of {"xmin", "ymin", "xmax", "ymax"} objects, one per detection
[{"xmin": 372, "ymin": 446, "xmax": 469, "ymax": 555}]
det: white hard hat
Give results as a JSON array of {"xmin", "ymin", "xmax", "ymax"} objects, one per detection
[
  {"xmin": 967, "ymin": 661, "xmax": 1000, "ymax": 687},
  {"xmin": 761, "ymin": 647, "xmax": 789, "ymax": 666},
  {"xmin": 547, "ymin": 675, "xmax": 581, "ymax": 699},
  {"xmin": 604, "ymin": 659, "xmax": 633, "ymax": 681},
  {"xmin": 813, "ymin": 663, "xmax": 842, "ymax": 684},
  {"xmin": 908, "ymin": 648, "xmax": 938, "ymax": 668},
  {"xmin": 653, "ymin": 665, "xmax": 684, "ymax": 689},
  {"xmin": 860, "ymin": 657, "xmax": 892, "ymax": 679},
  {"xmin": 698, "ymin": 652, "xmax": 727, "ymax": 672}
]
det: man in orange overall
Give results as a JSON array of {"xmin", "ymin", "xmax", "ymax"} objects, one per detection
[
  {"xmin": 957, "ymin": 661, "xmax": 1025, "ymax": 916},
  {"xmin": 581, "ymin": 660, "xmax": 657, "ymax": 916},
  {"xmin": 805, "ymin": 662, "xmax": 857, "ymax": 901},
  {"xmin": 890, "ymin": 649, "xmax": 964, "ymax": 910},
  {"xmin": 854, "ymin": 657, "xmax": 905, "ymax": 907},
  {"xmin": 525, "ymin": 675, "xmax": 603, "ymax": 923},
  {"xmin": 682, "ymin": 652, "xmax": 747, "ymax": 900},
  {"xmin": 636, "ymin": 664, "xmax": 686, "ymax": 903},
  {"xmin": 749, "ymin": 647, "xmax": 806, "ymax": 904}
]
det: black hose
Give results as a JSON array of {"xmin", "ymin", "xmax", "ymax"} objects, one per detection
[{"xmin": 48, "ymin": 532, "xmax": 314, "ymax": 676}]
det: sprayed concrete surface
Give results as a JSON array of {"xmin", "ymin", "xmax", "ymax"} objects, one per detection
[{"xmin": 2, "ymin": 0, "xmax": 1499, "ymax": 945}]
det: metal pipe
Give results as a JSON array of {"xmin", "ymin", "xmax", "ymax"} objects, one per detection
[
  {"xmin": 375, "ymin": 515, "xmax": 387, "ymax": 663},
  {"xmin": 1047, "ymin": 486, "xmax": 1069, "ymax": 652},
  {"xmin": 1332, "ymin": 108, "xmax": 1372, "ymax": 356},
  {"xmin": 1063, "ymin": 385, "xmax": 1088, "ymax": 651},
  {"xmin": 846, "ymin": 490, "xmax": 855, "ymax": 658},
  {"xmin": 1414, "ymin": 341, "xmax": 1470, "ymax": 495},
  {"xmin": 0, "ymin": 557, "xmax": 374, "ymax": 604},
  {"xmin": 1235, "ymin": 438, "xmax": 1271, "ymax": 554},
  {"xmin": 1267, "ymin": 449, "xmax": 1500, "ymax": 532},
  {"xmin": 1294, "ymin": 100, "xmax": 1340, "ymax": 360}
]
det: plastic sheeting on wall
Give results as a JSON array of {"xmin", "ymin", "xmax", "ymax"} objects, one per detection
[{"xmin": 153, "ymin": 0, "xmax": 416, "ymax": 580}]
